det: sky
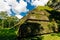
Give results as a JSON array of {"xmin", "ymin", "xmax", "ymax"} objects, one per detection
[{"xmin": 0, "ymin": 0, "xmax": 49, "ymax": 19}]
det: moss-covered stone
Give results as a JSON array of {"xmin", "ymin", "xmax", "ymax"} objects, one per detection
[{"xmin": 17, "ymin": 6, "xmax": 59, "ymax": 38}]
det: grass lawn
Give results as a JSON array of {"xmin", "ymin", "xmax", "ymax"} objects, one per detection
[
  {"xmin": 0, "ymin": 28, "xmax": 18, "ymax": 40},
  {"xmin": 42, "ymin": 33, "xmax": 60, "ymax": 40}
]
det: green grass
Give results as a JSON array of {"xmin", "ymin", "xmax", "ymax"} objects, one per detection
[
  {"xmin": 41, "ymin": 33, "xmax": 60, "ymax": 40},
  {"xmin": 0, "ymin": 28, "xmax": 60, "ymax": 40},
  {"xmin": 43, "ymin": 35, "xmax": 60, "ymax": 40},
  {"xmin": 21, "ymin": 33, "xmax": 60, "ymax": 40},
  {"xmin": 0, "ymin": 28, "xmax": 18, "ymax": 40}
]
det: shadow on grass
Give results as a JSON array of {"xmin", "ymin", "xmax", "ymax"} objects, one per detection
[{"xmin": 0, "ymin": 29, "xmax": 17, "ymax": 40}]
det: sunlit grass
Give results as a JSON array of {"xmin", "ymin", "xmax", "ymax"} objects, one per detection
[{"xmin": 42, "ymin": 33, "xmax": 60, "ymax": 40}]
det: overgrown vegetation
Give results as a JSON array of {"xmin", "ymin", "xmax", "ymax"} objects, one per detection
[
  {"xmin": 0, "ymin": 28, "xmax": 17, "ymax": 40},
  {"xmin": 0, "ymin": 11, "xmax": 19, "ymax": 28},
  {"xmin": 0, "ymin": 0, "xmax": 60, "ymax": 40}
]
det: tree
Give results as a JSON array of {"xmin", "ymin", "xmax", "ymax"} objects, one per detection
[
  {"xmin": 0, "ymin": 11, "xmax": 19, "ymax": 28},
  {"xmin": 7, "ymin": 16, "xmax": 19, "ymax": 28},
  {"xmin": 0, "ymin": 11, "xmax": 7, "ymax": 28},
  {"xmin": 47, "ymin": 0, "xmax": 60, "ymax": 10}
]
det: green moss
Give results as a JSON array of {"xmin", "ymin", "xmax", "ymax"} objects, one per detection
[{"xmin": 34, "ymin": 6, "xmax": 53, "ymax": 11}]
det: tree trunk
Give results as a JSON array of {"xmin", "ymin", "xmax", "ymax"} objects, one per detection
[
  {"xmin": 9, "ymin": 21, "xmax": 10, "ymax": 28},
  {"xmin": 2, "ymin": 19, "xmax": 4, "ymax": 28}
]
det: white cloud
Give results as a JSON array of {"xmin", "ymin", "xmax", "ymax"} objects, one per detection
[
  {"xmin": 13, "ymin": 0, "xmax": 29, "ymax": 14},
  {"xmin": 27, "ymin": 0, "xmax": 49, "ymax": 6},
  {"xmin": 15, "ymin": 15, "xmax": 23, "ymax": 19},
  {"xmin": 0, "ymin": 0, "xmax": 11, "ymax": 11},
  {"xmin": 5, "ymin": 0, "xmax": 18, "ymax": 7},
  {"xmin": 0, "ymin": 0, "xmax": 28, "ymax": 19}
]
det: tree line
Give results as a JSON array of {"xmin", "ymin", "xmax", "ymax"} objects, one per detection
[{"xmin": 0, "ymin": 11, "xmax": 19, "ymax": 28}]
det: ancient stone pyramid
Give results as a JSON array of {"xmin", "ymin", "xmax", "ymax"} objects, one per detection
[{"xmin": 17, "ymin": 6, "xmax": 58, "ymax": 37}]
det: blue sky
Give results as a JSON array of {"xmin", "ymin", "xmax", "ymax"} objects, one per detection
[
  {"xmin": 0, "ymin": 0, "xmax": 49, "ymax": 19},
  {"xmin": 16, "ymin": 0, "xmax": 35, "ymax": 16}
]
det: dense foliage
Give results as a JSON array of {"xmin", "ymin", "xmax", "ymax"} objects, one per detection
[
  {"xmin": 0, "ymin": 11, "xmax": 19, "ymax": 28},
  {"xmin": 47, "ymin": 0, "xmax": 60, "ymax": 10}
]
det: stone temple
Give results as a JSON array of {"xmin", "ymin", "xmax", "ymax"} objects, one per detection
[{"xmin": 15, "ymin": 6, "xmax": 59, "ymax": 38}]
